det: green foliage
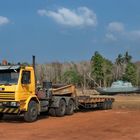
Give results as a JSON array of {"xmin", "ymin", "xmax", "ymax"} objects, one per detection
[
  {"xmin": 115, "ymin": 54, "xmax": 123, "ymax": 65},
  {"xmin": 91, "ymin": 51, "xmax": 104, "ymax": 81},
  {"xmin": 62, "ymin": 69, "xmax": 82, "ymax": 86},
  {"xmin": 123, "ymin": 51, "xmax": 132, "ymax": 64},
  {"xmin": 36, "ymin": 51, "xmax": 139, "ymax": 88},
  {"xmin": 116, "ymin": 52, "xmax": 132, "ymax": 65},
  {"xmin": 103, "ymin": 59, "xmax": 113, "ymax": 86},
  {"xmin": 115, "ymin": 51, "xmax": 133, "ymax": 80},
  {"xmin": 90, "ymin": 51, "xmax": 113, "ymax": 86},
  {"xmin": 123, "ymin": 63, "xmax": 137, "ymax": 85},
  {"xmin": 104, "ymin": 59, "xmax": 113, "ymax": 75}
]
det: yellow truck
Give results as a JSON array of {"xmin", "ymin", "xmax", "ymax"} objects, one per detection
[{"xmin": 0, "ymin": 56, "xmax": 114, "ymax": 122}]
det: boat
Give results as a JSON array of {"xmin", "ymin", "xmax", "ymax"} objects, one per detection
[{"xmin": 97, "ymin": 80, "xmax": 140, "ymax": 95}]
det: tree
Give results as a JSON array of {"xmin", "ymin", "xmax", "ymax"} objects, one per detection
[
  {"xmin": 123, "ymin": 51, "xmax": 132, "ymax": 64},
  {"xmin": 91, "ymin": 51, "xmax": 105, "ymax": 87},
  {"xmin": 62, "ymin": 69, "xmax": 82, "ymax": 87},
  {"xmin": 115, "ymin": 54, "xmax": 123, "ymax": 80},
  {"xmin": 103, "ymin": 59, "xmax": 113, "ymax": 87},
  {"xmin": 122, "ymin": 62, "xmax": 137, "ymax": 85}
]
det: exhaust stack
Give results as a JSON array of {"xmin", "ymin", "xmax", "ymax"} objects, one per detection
[
  {"xmin": 32, "ymin": 55, "xmax": 36, "ymax": 71},
  {"xmin": 32, "ymin": 55, "xmax": 37, "ymax": 87}
]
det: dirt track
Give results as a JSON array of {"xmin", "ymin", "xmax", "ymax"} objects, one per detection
[{"xmin": 0, "ymin": 109, "xmax": 140, "ymax": 140}]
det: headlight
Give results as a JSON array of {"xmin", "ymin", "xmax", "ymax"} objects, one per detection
[
  {"xmin": 2, "ymin": 102, "xmax": 9, "ymax": 106},
  {"xmin": 1, "ymin": 102, "xmax": 20, "ymax": 107},
  {"xmin": 10, "ymin": 102, "xmax": 20, "ymax": 107},
  {"xmin": 11, "ymin": 102, "xmax": 17, "ymax": 106}
]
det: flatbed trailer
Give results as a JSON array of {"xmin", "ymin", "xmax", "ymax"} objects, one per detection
[{"xmin": 78, "ymin": 95, "xmax": 114, "ymax": 109}]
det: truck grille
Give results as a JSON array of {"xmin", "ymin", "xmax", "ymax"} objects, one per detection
[{"xmin": 0, "ymin": 92, "xmax": 15, "ymax": 100}]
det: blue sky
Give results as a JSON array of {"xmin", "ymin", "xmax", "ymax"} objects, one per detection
[{"xmin": 0, "ymin": 0, "xmax": 140, "ymax": 63}]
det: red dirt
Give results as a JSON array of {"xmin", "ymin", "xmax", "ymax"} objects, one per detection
[{"xmin": 0, "ymin": 110, "xmax": 140, "ymax": 140}]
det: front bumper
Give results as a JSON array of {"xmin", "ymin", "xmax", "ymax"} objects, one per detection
[
  {"xmin": 0, "ymin": 107, "xmax": 19, "ymax": 114},
  {"xmin": 0, "ymin": 101, "xmax": 20, "ymax": 114}
]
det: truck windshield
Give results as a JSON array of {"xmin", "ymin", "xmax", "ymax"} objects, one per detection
[{"xmin": 0, "ymin": 69, "xmax": 19, "ymax": 85}]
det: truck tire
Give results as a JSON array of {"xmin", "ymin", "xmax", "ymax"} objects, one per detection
[
  {"xmin": 49, "ymin": 108, "xmax": 56, "ymax": 117},
  {"xmin": 66, "ymin": 99, "xmax": 74, "ymax": 115},
  {"xmin": 24, "ymin": 100, "xmax": 38, "ymax": 122},
  {"xmin": 55, "ymin": 99, "xmax": 66, "ymax": 117},
  {"xmin": 0, "ymin": 113, "xmax": 3, "ymax": 119}
]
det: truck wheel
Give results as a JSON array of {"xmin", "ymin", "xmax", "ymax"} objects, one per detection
[
  {"xmin": 66, "ymin": 99, "xmax": 74, "ymax": 115},
  {"xmin": 24, "ymin": 100, "xmax": 38, "ymax": 122},
  {"xmin": 55, "ymin": 99, "xmax": 66, "ymax": 117},
  {"xmin": 0, "ymin": 113, "xmax": 3, "ymax": 119},
  {"xmin": 49, "ymin": 108, "xmax": 56, "ymax": 117}
]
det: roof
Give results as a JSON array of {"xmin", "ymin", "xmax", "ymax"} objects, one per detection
[{"xmin": 0, "ymin": 65, "xmax": 20, "ymax": 70}]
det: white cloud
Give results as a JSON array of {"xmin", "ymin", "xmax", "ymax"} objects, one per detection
[
  {"xmin": 37, "ymin": 9, "xmax": 47, "ymax": 16},
  {"xmin": 105, "ymin": 33, "xmax": 117, "ymax": 42},
  {"xmin": 107, "ymin": 22, "xmax": 124, "ymax": 33},
  {"xmin": 37, "ymin": 7, "xmax": 97, "ymax": 27},
  {"xmin": 105, "ymin": 21, "xmax": 140, "ymax": 43},
  {"xmin": 0, "ymin": 16, "xmax": 10, "ymax": 26}
]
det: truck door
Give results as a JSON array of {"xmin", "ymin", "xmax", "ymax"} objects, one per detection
[{"xmin": 19, "ymin": 70, "xmax": 33, "ymax": 100}]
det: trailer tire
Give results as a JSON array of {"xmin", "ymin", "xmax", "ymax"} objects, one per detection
[
  {"xmin": 24, "ymin": 100, "xmax": 38, "ymax": 122},
  {"xmin": 55, "ymin": 99, "xmax": 66, "ymax": 117},
  {"xmin": 103, "ymin": 101, "xmax": 111, "ymax": 110},
  {"xmin": 49, "ymin": 108, "xmax": 56, "ymax": 117},
  {"xmin": 0, "ymin": 113, "xmax": 3, "ymax": 119},
  {"xmin": 66, "ymin": 99, "xmax": 74, "ymax": 115},
  {"xmin": 108, "ymin": 101, "xmax": 112, "ymax": 109},
  {"xmin": 102, "ymin": 101, "xmax": 108, "ymax": 110}
]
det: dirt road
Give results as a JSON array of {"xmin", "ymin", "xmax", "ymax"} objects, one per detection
[{"xmin": 0, "ymin": 109, "xmax": 140, "ymax": 140}]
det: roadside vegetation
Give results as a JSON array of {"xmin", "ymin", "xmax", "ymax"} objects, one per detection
[{"xmin": 36, "ymin": 51, "xmax": 139, "ymax": 89}]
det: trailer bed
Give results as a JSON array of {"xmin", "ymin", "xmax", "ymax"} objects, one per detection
[{"xmin": 78, "ymin": 95, "xmax": 114, "ymax": 109}]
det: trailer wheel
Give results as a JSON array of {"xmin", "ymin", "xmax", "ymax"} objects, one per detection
[
  {"xmin": 66, "ymin": 99, "xmax": 74, "ymax": 115},
  {"xmin": 55, "ymin": 99, "xmax": 66, "ymax": 117},
  {"xmin": 0, "ymin": 113, "xmax": 3, "ymax": 119},
  {"xmin": 49, "ymin": 108, "xmax": 56, "ymax": 117},
  {"xmin": 24, "ymin": 100, "xmax": 38, "ymax": 122},
  {"xmin": 103, "ymin": 101, "xmax": 112, "ymax": 110},
  {"xmin": 102, "ymin": 101, "xmax": 108, "ymax": 110},
  {"xmin": 108, "ymin": 101, "xmax": 113, "ymax": 109}
]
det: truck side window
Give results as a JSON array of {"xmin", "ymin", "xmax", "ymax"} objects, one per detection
[{"xmin": 21, "ymin": 71, "xmax": 31, "ymax": 84}]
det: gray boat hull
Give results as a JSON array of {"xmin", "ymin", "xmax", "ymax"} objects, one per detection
[{"xmin": 97, "ymin": 87, "xmax": 140, "ymax": 95}]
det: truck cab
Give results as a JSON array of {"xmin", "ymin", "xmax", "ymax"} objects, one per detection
[{"xmin": 0, "ymin": 65, "xmax": 40, "ymax": 121}]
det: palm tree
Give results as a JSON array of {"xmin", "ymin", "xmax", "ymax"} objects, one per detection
[
  {"xmin": 115, "ymin": 54, "xmax": 123, "ymax": 80},
  {"xmin": 123, "ymin": 51, "xmax": 132, "ymax": 64}
]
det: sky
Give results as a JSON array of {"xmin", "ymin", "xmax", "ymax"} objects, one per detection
[{"xmin": 0, "ymin": 0, "xmax": 140, "ymax": 63}]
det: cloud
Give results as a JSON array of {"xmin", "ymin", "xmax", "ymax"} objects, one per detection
[
  {"xmin": 37, "ymin": 7, "xmax": 97, "ymax": 27},
  {"xmin": 0, "ymin": 16, "xmax": 10, "ymax": 26},
  {"xmin": 105, "ymin": 21, "xmax": 140, "ymax": 43},
  {"xmin": 107, "ymin": 22, "xmax": 124, "ymax": 33},
  {"xmin": 105, "ymin": 33, "xmax": 117, "ymax": 42}
]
